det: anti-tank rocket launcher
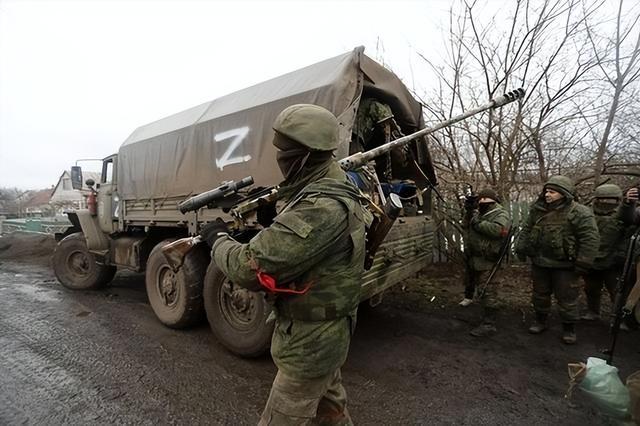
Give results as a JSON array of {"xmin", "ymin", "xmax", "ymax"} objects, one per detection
[
  {"xmin": 167, "ymin": 88, "xmax": 525, "ymax": 270},
  {"xmin": 229, "ymin": 87, "xmax": 526, "ymax": 220}
]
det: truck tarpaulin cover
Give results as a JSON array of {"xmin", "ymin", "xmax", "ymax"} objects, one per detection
[{"xmin": 117, "ymin": 46, "xmax": 436, "ymax": 200}]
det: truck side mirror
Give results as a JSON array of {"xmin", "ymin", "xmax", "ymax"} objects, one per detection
[{"xmin": 71, "ymin": 166, "xmax": 83, "ymax": 190}]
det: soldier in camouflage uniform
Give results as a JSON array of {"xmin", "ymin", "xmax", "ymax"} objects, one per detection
[
  {"xmin": 351, "ymin": 98, "xmax": 408, "ymax": 180},
  {"xmin": 582, "ymin": 184, "xmax": 633, "ymax": 321},
  {"xmin": 462, "ymin": 188, "xmax": 511, "ymax": 337},
  {"xmin": 210, "ymin": 104, "xmax": 371, "ymax": 425},
  {"xmin": 516, "ymin": 176, "xmax": 599, "ymax": 344},
  {"xmin": 351, "ymin": 97, "xmax": 394, "ymax": 153}
]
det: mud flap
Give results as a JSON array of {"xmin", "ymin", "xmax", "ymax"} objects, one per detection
[{"xmin": 75, "ymin": 210, "xmax": 109, "ymax": 251}]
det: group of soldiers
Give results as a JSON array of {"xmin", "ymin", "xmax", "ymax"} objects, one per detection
[
  {"xmin": 461, "ymin": 176, "xmax": 640, "ymax": 344},
  {"xmin": 199, "ymin": 101, "xmax": 638, "ymax": 424}
]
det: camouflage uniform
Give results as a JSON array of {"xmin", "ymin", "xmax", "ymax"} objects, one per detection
[
  {"xmin": 516, "ymin": 176, "xmax": 599, "ymax": 343},
  {"xmin": 462, "ymin": 188, "xmax": 511, "ymax": 335},
  {"xmin": 351, "ymin": 98, "xmax": 406, "ymax": 180},
  {"xmin": 582, "ymin": 184, "xmax": 631, "ymax": 319},
  {"xmin": 212, "ymin": 104, "xmax": 371, "ymax": 425},
  {"xmin": 352, "ymin": 98, "xmax": 394, "ymax": 151}
]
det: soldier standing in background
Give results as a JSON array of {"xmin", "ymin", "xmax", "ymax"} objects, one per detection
[
  {"xmin": 461, "ymin": 188, "xmax": 511, "ymax": 337},
  {"xmin": 516, "ymin": 176, "xmax": 599, "ymax": 344},
  {"xmin": 582, "ymin": 184, "xmax": 635, "ymax": 321},
  {"xmin": 207, "ymin": 104, "xmax": 371, "ymax": 425},
  {"xmin": 625, "ymin": 187, "xmax": 639, "ymax": 224}
]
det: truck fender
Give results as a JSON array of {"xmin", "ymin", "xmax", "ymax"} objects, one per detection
[
  {"xmin": 74, "ymin": 209, "xmax": 110, "ymax": 251},
  {"xmin": 55, "ymin": 211, "xmax": 81, "ymax": 241}
]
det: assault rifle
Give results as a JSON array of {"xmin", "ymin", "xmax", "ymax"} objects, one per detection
[
  {"xmin": 164, "ymin": 88, "xmax": 525, "ymax": 270},
  {"xmin": 605, "ymin": 227, "xmax": 640, "ymax": 365},
  {"xmin": 476, "ymin": 225, "xmax": 516, "ymax": 300}
]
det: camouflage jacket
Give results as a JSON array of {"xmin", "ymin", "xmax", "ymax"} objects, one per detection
[
  {"xmin": 516, "ymin": 198, "xmax": 599, "ymax": 269},
  {"xmin": 352, "ymin": 98, "xmax": 393, "ymax": 149},
  {"xmin": 212, "ymin": 163, "xmax": 371, "ymax": 379},
  {"xmin": 591, "ymin": 202, "xmax": 637, "ymax": 270},
  {"xmin": 463, "ymin": 204, "xmax": 511, "ymax": 271}
]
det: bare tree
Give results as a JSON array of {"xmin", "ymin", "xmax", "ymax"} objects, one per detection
[
  {"xmin": 585, "ymin": 0, "xmax": 640, "ymax": 185},
  {"xmin": 416, "ymin": 0, "xmax": 604, "ymax": 201}
]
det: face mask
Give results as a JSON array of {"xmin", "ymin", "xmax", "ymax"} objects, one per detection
[
  {"xmin": 593, "ymin": 201, "xmax": 618, "ymax": 214},
  {"xmin": 478, "ymin": 202, "xmax": 495, "ymax": 214},
  {"xmin": 276, "ymin": 149, "xmax": 310, "ymax": 180},
  {"xmin": 273, "ymin": 132, "xmax": 311, "ymax": 180}
]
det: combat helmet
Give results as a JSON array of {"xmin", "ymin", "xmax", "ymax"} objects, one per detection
[
  {"xmin": 544, "ymin": 175, "xmax": 575, "ymax": 198},
  {"xmin": 594, "ymin": 183, "xmax": 623, "ymax": 199},
  {"xmin": 273, "ymin": 104, "xmax": 339, "ymax": 151},
  {"xmin": 477, "ymin": 188, "xmax": 501, "ymax": 204}
]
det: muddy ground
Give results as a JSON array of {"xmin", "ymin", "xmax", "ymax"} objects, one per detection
[{"xmin": 0, "ymin": 232, "xmax": 637, "ymax": 425}]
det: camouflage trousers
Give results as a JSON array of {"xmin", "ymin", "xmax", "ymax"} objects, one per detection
[
  {"xmin": 583, "ymin": 267, "xmax": 620, "ymax": 315},
  {"xmin": 464, "ymin": 266, "xmax": 502, "ymax": 312},
  {"xmin": 531, "ymin": 265, "xmax": 580, "ymax": 323},
  {"xmin": 258, "ymin": 369, "xmax": 353, "ymax": 426}
]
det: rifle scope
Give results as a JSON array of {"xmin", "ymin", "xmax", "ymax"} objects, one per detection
[{"xmin": 178, "ymin": 176, "xmax": 254, "ymax": 214}]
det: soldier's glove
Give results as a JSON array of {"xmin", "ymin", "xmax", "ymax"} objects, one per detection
[
  {"xmin": 470, "ymin": 211, "xmax": 481, "ymax": 228},
  {"xmin": 257, "ymin": 201, "xmax": 278, "ymax": 228},
  {"xmin": 574, "ymin": 261, "xmax": 591, "ymax": 276},
  {"xmin": 200, "ymin": 219, "xmax": 229, "ymax": 248},
  {"xmin": 464, "ymin": 194, "xmax": 478, "ymax": 210}
]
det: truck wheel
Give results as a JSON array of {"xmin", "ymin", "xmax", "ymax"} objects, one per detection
[
  {"xmin": 203, "ymin": 262, "xmax": 273, "ymax": 358},
  {"xmin": 145, "ymin": 239, "xmax": 208, "ymax": 329},
  {"xmin": 52, "ymin": 232, "xmax": 116, "ymax": 290}
]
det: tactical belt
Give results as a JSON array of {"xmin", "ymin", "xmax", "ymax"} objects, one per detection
[{"xmin": 276, "ymin": 302, "xmax": 349, "ymax": 322}]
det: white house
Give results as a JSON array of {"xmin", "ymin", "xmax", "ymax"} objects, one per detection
[{"xmin": 50, "ymin": 170, "xmax": 101, "ymax": 212}]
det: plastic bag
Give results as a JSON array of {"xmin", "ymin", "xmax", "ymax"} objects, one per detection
[
  {"xmin": 628, "ymin": 370, "xmax": 640, "ymax": 424},
  {"xmin": 567, "ymin": 357, "xmax": 630, "ymax": 419}
]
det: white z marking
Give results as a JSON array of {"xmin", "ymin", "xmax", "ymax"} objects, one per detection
[{"xmin": 214, "ymin": 126, "xmax": 251, "ymax": 170}]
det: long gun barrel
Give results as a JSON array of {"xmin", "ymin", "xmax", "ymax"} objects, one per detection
[
  {"xmin": 339, "ymin": 88, "xmax": 525, "ymax": 171},
  {"xmin": 606, "ymin": 228, "xmax": 640, "ymax": 364},
  {"xmin": 179, "ymin": 176, "xmax": 254, "ymax": 214},
  {"xmin": 230, "ymin": 88, "xmax": 525, "ymax": 220}
]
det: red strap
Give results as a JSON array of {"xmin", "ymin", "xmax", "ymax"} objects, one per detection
[{"xmin": 256, "ymin": 271, "xmax": 311, "ymax": 295}]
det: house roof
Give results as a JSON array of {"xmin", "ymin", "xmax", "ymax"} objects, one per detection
[
  {"xmin": 51, "ymin": 170, "xmax": 102, "ymax": 199},
  {"xmin": 23, "ymin": 189, "xmax": 53, "ymax": 208}
]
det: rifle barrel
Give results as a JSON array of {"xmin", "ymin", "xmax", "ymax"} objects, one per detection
[{"xmin": 339, "ymin": 88, "xmax": 525, "ymax": 171}]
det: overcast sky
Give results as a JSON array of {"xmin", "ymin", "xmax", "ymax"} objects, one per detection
[{"xmin": 0, "ymin": 0, "xmax": 480, "ymax": 189}]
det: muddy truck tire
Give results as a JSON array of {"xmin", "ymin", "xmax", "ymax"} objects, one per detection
[
  {"xmin": 145, "ymin": 240, "xmax": 208, "ymax": 329},
  {"xmin": 203, "ymin": 262, "xmax": 273, "ymax": 358},
  {"xmin": 52, "ymin": 232, "xmax": 116, "ymax": 290}
]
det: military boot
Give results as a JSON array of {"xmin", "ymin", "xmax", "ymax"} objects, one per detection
[
  {"xmin": 470, "ymin": 323, "xmax": 497, "ymax": 337},
  {"xmin": 580, "ymin": 310, "xmax": 600, "ymax": 321},
  {"xmin": 582, "ymin": 298, "xmax": 601, "ymax": 321},
  {"xmin": 562, "ymin": 323, "xmax": 577, "ymax": 344},
  {"xmin": 471, "ymin": 307, "xmax": 498, "ymax": 337},
  {"xmin": 528, "ymin": 313, "xmax": 548, "ymax": 334}
]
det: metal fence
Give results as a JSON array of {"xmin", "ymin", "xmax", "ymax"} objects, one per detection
[{"xmin": 0, "ymin": 217, "xmax": 71, "ymax": 235}]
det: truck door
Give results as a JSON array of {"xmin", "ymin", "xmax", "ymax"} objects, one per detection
[{"xmin": 97, "ymin": 155, "xmax": 119, "ymax": 234}]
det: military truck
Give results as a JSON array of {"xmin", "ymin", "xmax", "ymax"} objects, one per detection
[{"xmin": 53, "ymin": 46, "xmax": 438, "ymax": 357}]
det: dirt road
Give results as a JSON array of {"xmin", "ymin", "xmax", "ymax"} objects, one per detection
[{"xmin": 0, "ymin": 233, "xmax": 637, "ymax": 425}]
